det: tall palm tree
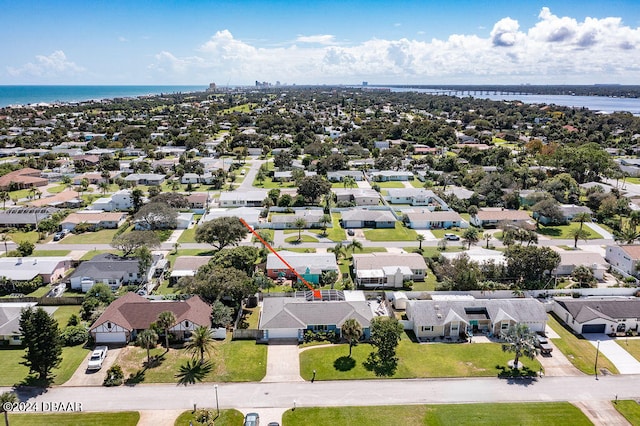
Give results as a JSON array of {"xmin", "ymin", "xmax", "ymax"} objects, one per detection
[
  {"xmin": 416, "ymin": 234, "xmax": 425, "ymax": 251},
  {"xmin": 319, "ymin": 214, "xmax": 332, "ymax": 236},
  {"xmin": 462, "ymin": 228, "xmax": 479, "ymax": 250},
  {"xmin": 98, "ymin": 181, "xmax": 109, "ymax": 195},
  {"xmin": 185, "ymin": 326, "xmax": 215, "ymax": 364},
  {"xmin": 570, "ymin": 228, "xmax": 590, "ymax": 249},
  {"xmin": 343, "ymin": 176, "xmax": 357, "ymax": 189},
  {"xmin": 0, "ymin": 191, "xmax": 9, "ymax": 210},
  {"xmin": 156, "ymin": 311, "xmax": 177, "ymax": 350},
  {"xmin": 0, "ymin": 234, "xmax": 9, "ymax": 256},
  {"xmin": 614, "ymin": 225, "xmax": 640, "ymax": 244},
  {"xmin": 501, "ymin": 323, "xmax": 538, "ymax": 369},
  {"xmin": 347, "ymin": 239, "xmax": 363, "ymax": 255},
  {"xmin": 483, "ymin": 232, "xmax": 492, "ymax": 249},
  {"xmin": 572, "ymin": 212, "xmax": 592, "ymax": 232},
  {"xmin": 341, "ymin": 318, "xmax": 363, "ymax": 358},
  {"xmin": 329, "ymin": 242, "xmax": 345, "ymax": 261},
  {"xmin": 137, "ymin": 329, "xmax": 158, "ymax": 366},
  {"xmin": 293, "ymin": 218, "xmax": 307, "ymax": 242},
  {"xmin": 1, "ymin": 391, "xmax": 18, "ymax": 426}
]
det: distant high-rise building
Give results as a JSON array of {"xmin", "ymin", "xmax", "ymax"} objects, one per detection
[
  {"xmin": 206, "ymin": 83, "xmax": 216, "ymax": 92},
  {"xmin": 362, "ymin": 81, "xmax": 368, "ymax": 86}
]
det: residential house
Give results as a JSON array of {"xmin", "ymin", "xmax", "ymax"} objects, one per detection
[
  {"xmin": 352, "ymin": 253, "xmax": 427, "ymax": 287},
  {"xmin": 327, "ymin": 171, "xmax": 364, "ymax": 182},
  {"xmin": 70, "ymin": 253, "xmax": 152, "ymax": 292},
  {"xmin": 406, "ymin": 298, "xmax": 547, "ymax": 340},
  {"xmin": 201, "ymin": 207, "xmax": 262, "ymax": 229},
  {"xmin": 186, "ymin": 193, "xmax": 208, "ymax": 213},
  {"xmin": 552, "ymin": 298, "xmax": 640, "ymax": 335},
  {"xmin": 0, "ymin": 303, "xmax": 57, "ymax": 345},
  {"xmin": 405, "ymin": 210, "xmax": 467, "ymax": 230},
  {"xmin": 88, "ymin": 189, "xmax": 134, "ymax": 212},
  {"xmin": 124, "ymin": 173, "xmax": 165, "ymax": 186},
  {"xmin": 27, "ymin": 189, "xmax": 83, "ymax": 209},
  {"xmin": 89, "ymin": 292, "xmax": 211, "ymax": 344},
  {"xmin": 553, "ymin": 249, "xmax": 608, "ymax": 280},
  {"xmin": 60, "ymin": 211, "xmax": 127, "ymax": 231},
  {"xmin": 369, "ymin": 171, "xmax": 414, "ymax": 182},
  {"xmin": 0, "ymin": 256, "xmax": 72, "ymax": 285},
  {"xmin": 536, "ymin": 204, "xmax": 592, "ymax": 225},
  {"xmin": 0, "ymin": 168, "xmax": 48, "ymax": 191},
  {"xmin": 385, "ymin": 188, "xmax": 448, "ymax": 208},
  {"xmin": 470, "ymin": 208, "xmax": 534, "ymax": 229},
  {"xmin": 73, "ymin": 172, "xmax": 107, "ymax": 185},
  {"xmin": 340, "ymin": 209, "xmax": 396, "ymax": 229},
  {"xmin": 218, "ymin": 190, "xmax": 266, "ymax": 207},
  {"xmin": 605, "ymin": 245, "xmax": 640, "ymax": 277},
  {"xmin": 266, "ymin": 251, "xmax": 338, "ymax": 284},
  {"xmin": 169, "ymin": 256, "xmax": 212, "ymax": 285},
  {"xmin": 332, "ymin": 188, "xmax": 380, "ymax": 206},
  {"xmin": 270, "ymin": 209, "xmax": 325, "ymax": 230},
  {"xmin": 258, "ymin": 291, "xmax": 377, "ymax": 342},
  {"xmin": 0, "ymin": 207, "xmax": 59, "ymax": 229}
]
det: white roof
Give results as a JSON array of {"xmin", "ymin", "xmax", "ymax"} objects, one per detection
[{"xmin": 0, "ymin": 257, "xmax": 71, "ymax": 280}]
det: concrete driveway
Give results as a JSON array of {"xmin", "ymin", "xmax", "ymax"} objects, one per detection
[
  {"xmin": 539, "ymin": 325, "xmax": 582, "ymax": 376},
  {"xmin": 61, "ymin": 346, "xmax": 123, "ymax": 386},
  {"xmin": 261, "ymin": 343, "xmax": 303, "ymax": 383},
  {"xmin": 585, "ymin": 334, "xmax": 640, "ymax": 374}
]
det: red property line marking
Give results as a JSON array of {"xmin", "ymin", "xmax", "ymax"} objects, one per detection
[{"xmin": 239, "ymin": 218, "xmax": 321, "ymax": 299}]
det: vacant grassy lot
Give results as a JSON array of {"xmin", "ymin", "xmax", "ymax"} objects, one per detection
[
  {"xmin": 547, "ymin": 314, "xmax": 618, "ymax": 375},
  {"xmin": 9, "ymin": 412, "xmax": 140, "ymax": 426},
  {"xmin": 299, "ymin": 337, "xmax": 541, "ymax": 380},
  {"xmin": 177, "ymin": 225, "xmax": 197, "ymax": 243},
  {"xmin": 175, "ymin": 409, "xmax": 244, "ymax": 426},
  {"xmin": 283, "ymin": 402, "xmax": 591, "ymax": 426},
  {"xmin": 117, "ymin": 337, "xmax": 266, "ymax": 383},
  {"xmin": 613, "ymin": 400, "xmax": 640, "ymax": 425},
  {"xmin": 285, "ymin": 234, "xmax": 319, "ymax": 243},
  {"xmin": 8, "ymin": 230, "xmax": 40, "ymax": 244},
  {"xmin": 374, "ymin": 181, "xmax": 406, "ymax": 188},
  {"xmin": 63, "ymin": 229, "xmax": 120, "ymax": 244},
  {"xmin": 364, "ymin": 222, "xmax": 418, "ymax": 241},
  {"xmin": 615, "ymin": 338, "xmax": 640, "ymax": 361},
  {"xmin": 537, "ymin": 222, "xmax": 601, "ymax": 240}
]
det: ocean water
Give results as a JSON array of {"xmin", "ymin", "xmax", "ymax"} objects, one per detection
[{"xmin": 0, "ymin": 85, "xmax": 207, "ymax": 107}]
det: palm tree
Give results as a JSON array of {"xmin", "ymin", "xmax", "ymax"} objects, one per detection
[
  {"xmin": 293, "ymin": 217, "xmax": 307, "ymax": 242},
  {"xmin": 416, "ymin": 234, "xmax": 425, "ymax": 251},
  {"xmin": 614, "ymin": 225, "xmax": 640, "ymax": 244},
  {"xmin": 483, "ymin": 232, "xmax": 492, "ymax": 249},
  {"xmin": 137, "ymin": 329, "xmax": 158, "ymax": 366},
  {"xmin": 343, "ymin": 176, "xmax": 357, "ymax": 189},
  {"xmin": 462, "ymin": 228, "xmax": 479, "ymax": 250},
  {"xmin": 341, "ymin": 318, "xmax": 363, "ymax": 358},
  {"xmin": 572, "ymin": 212, "xmax": 592, "ymax": 232},
  {"xmin": 156, "ymin": 311, "xmax": 177, "ymax": 350},
  {"xmin": 176, "ymin": 359, "xmax": 213, "ymax": 386},
  {"xmin": 1, "ymin": 391, "xmax": 18, "ymax": 426},
  {"xmin": 347, "ymin": 239, "xmax": 363, "ymax": 255},
  {"xmin": 0, "ymin": 234, "xmax": 9, "ymax": 256},
  {"xmin": 319, "ymin": 214, "xmax": 332, "ymax": 236},
  {"xmin": 329, "ymin": 242, "xmax": 346, "ymax": 261},
  {"xmin": 570, "ymin": 228, "xmax": 590, "ymax": 249},
  {"xmin": 98, "ymin": 181, "xmax": 109, "ymax": 195},
  {"xmin": 185, "ymin": 326, "xmax": 215, "ymax": 364},
  {"xmin": 0, "ymin": 191, "xmax": 9, "ymax": 210},
  {"xmin": 501, "ymin": 323, "xmax": 538, "ymax": 369}
]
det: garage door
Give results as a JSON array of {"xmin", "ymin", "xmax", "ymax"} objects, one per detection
[
  {"xmin": 266, "ymin": 329, "xmax": 299, "ymax": 339},
  {"xmin": 95, "ymin": 332, "xmax": 127, "ymax": 343},
  {"xmin": 582, "ymin": 324, "xmax": 606, "ymax": 333}
]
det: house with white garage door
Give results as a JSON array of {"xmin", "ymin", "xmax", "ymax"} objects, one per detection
[
  {"xmin": 89, "ymin": 292, "xmax": 211, "ymax": 344},
  {"xmin": 552, "ymin": 298, "xmax": 640, "ymax": 335}
]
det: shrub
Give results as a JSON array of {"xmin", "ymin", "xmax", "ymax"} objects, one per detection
[
  {"xmin": 61, "ymin": 325, "xmax": 88, "ymax": 346},
  {"xmin": 66, "ymin": 314, "xmax": 80, "ymax": 327},
  {"xmin": 103, "ymin": 364, "xmax": 124, "ymax": 387}
]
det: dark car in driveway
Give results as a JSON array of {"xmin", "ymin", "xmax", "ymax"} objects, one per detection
[
  {"xmin": 244, "ymin": 412, "xmax": 259, "ymax": 426},
  {"xmin": 536, "ymin": 334, "xmax": 553, "ymax": 355}
]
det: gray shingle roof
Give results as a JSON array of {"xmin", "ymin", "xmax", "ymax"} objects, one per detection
[
  {"xmin": 556, "ymin": 299, "xmax": 640, "ymax": 322},
  {"xmin": 259, "ymin": 297, "xmax": 374, "ymax": 329},
  {"xmin": 70, "ymin": 253, "xmax": 140, "ymax": 281}
]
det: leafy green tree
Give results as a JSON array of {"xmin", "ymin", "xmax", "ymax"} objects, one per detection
[
  {"xmin": 111, "ymin": 231, "xmax": 161, "ymax": 256},
  {"xmin": 501, "ymin": 323, "xmax": 538, "ymax": 369},
  {"xmin": 572, "ymin": 265, "xmax": 596, "ymax": 288},
  {"xmin": 365, "ymin": 317, "xmax": 403, "ymax": 377},
  {"xmin": 297, "ymin": 175, "xmax": 332, "ymax": 204},
  {"xmin": 19, "ymin": 307, "xmax": 63, "ymax": 382},
  {"xmin": 1, "ymin": 391, "xmax": 18, "ymax": 426},
  {"xmin": 329, "ymin": 242, "xmax": 346, "ymax": 261},
  {"xmin": 133, "ymin": 202, "xmax": 178, "ymax": 230},
  {"xmin": 16, "ymin": 240, "xmax": 34, "ymax": 257},
  {"xmin": 343, "ymin": 176, "xmax": 357, "ymax": 189},
  {"xmin": 211, "ymin": 300, "xmax": 234, "ymax": 328},
  {"xmin": 156, "ymin": 311, "xmax": 177, "ymax": 350},
  {"xmin": 186, "ymin": 326, "xmax": 215, "ymax": 364},
  {"xmin": 319, "ymin": 214, "xmax": 332, "ymax": 235},
  {"xmin": 505, "ymin": 245, "xmax": 560, "ymax": 289},
  {"xmin": 614, "ymin": 224, "xmax": 640, "ymax": 244},
  {"xmin": 178, "ymin": 265, "xmax": 255, "ymax": 305},
  {"xmin": 131, "ymin": 188, "xmax": 144, "ymax": 213},
  {"xmin": 211, "ymin": 246, "xmax": 259, "ymax": 276},
  {"xmin": 195, "ymin": 216, "xmax": 248, "ymax": 251},
  {"xmin": 134, "ymin": 246, "xmax": 153, "ymax": 281},
  {"xmin": 137, "ymin": 329, "xmax": 158, "ymax": 365},
  {"xmin": 341, "ymin": 318, "xmax": 363, "ymax": 358},
  {"xmin": 532, "ymin": 198, "xmax": 564, "ymax": 227}
]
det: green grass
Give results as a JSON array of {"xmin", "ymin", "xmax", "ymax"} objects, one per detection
[
  {"xmin": 174, "ymin": 409, "xmax": 244, "ymax": 426},
  {"xmin": 9, "ymin": 412, "xmax": 140, "ymax": 426},
  {"xmin": 299, "ymin": 334, "xmax": 541, "ymax": 380},
  {"xmin": 364, "ymin": 222, "xmax": 417, "ymax": 241},
  {"xmin": 374, "ymin": 181, "xmax": 407, "ymax": 188},
  {"xmin": 613, "ymin": 400, "xmax": 640, "ymax": 425},
  {"xmin": 615, "ymin": 338, "xmax": 640, "ymax": 361},
  {"xmin": 283, "ymin": 402, "xmax": 591, "ymax": 426},
  {"xmin": 547, "ymin": 314, "xmax": 618, "ymax": 375},
  {"xmin": 31, "ymin": 250, "xmax": 72, "ymax": 257},
  {"xmin": 52, "ymin": 306, "xmax": 81, "ymax": 327},
  {"xmin": 252, "ymin": 229, "xmax": 274, "ymax": 243},
  {"xmin": 26, "ymin": 285, "xmax": 51, "ymax": 297},
  {"xmin": 285, "ymin": 235, "xmax": 319, "ymax": 243},
  {"xmin": 8, "ymin": 231, "xmax": 40, "ymax": 244},
  {"xmin": 117, "ymin": 337, "xmax": 266, "ymax": 383},
  {"xmin": 63, "ymin": 229, "xmax": 120, "ymax": 244},
  {"xmin": 177, "ymin": 226, "xmax": 197, "ymax": 243},
  {"xmin": 46, "ymin": 184, "xmax": 67, "ymax": 194},
  {"xmin": 53, "ymin": 345, "xmax": 92, "ymax": 385},
  {"xmin": 79, "ymin": 249, "xmax": 118, "ymax": 260},
  {"xmin": 410, "ymin": 180, "xmax": 426, "ymax": 188},
  {"xmin": 536, "ymin": 222, "xmax": 602, "ymax": 239}
]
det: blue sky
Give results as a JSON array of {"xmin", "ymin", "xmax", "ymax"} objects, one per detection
[{"xmin": 2, "ymin": 0, "xmax": 639, "ymax": 85}]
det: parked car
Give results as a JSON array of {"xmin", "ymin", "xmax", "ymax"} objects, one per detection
[
  {"xmin": 444, "ymin": 233, "xmax": 460, "ymax": 241},
  {"xmin": 535, "ymin": 335, "xmax": 553, "ymax": 355},
  {"xmin": 244, "ymin": 412, "xmax": 260, "ymax": 426},
  {"xmin": 87, "ymin": 346, "xmax": 108, "ymax": 370},
  {"xmin": 53, "ymin": 232, "xmax": 64, "ymax": 241},
  {"xmin": 347, "ymin": 229, "xmax": 355, "ymax": 236}
]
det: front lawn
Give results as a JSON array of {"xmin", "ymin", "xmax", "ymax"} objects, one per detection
[
  {"xmin": 178, "ymin": 226, "xmax": 197, "ymax": 243},
  {"xmin": 117, "ymin": 337, "xmax": 266, "ymax": 383},
  {"xmin": 63, "ymin": 229, "xmax": 120, "ymax": 244},
  {"xmin": 8, "ymin": 231, "xmax": 40, "ymax": 244},
  {"xmin": 283, "ymin": 402, "xmax": 591, "ymax": 426},
  {"xmin": 31, "ymin": 250, "xmax": 72, "ymax": 257},
  {"xmin": 615, "ymin": 338, "xmax": 640, "ymax": 361},
  {"xmin": 25, "ymin": 285, "xmax": 52, "ymax": 297},
  {"xmin": 9, "ymin": 412, "xmax": 140, "ymax": 426},
  {"xmin": 364, "ymin": 222, "xmax": 417, "ymax": 242},
  {"xmin": 299, "ymin": 336, "xmax": 541, "ymax": 380},
  {"xmin": 614, "ymin": 400, "xmax": 640, "ymax": 425},
  {"xmin": 285, "ymin": 235, "xmax": 319, "ymax": 243},
  {"xmin": 536, "ymin": 222, "xmax": 602, "ymax": 240},
  {"xmin": 374, "ymin": 181, "xmax": 406, "ymax": 188},
  {"xmin": 547, "ymin": 314, "xmax": 618, "ymax": 375},
  {"xmin": 175, "ymin": 409, "xmax": 244, "ymax": 426}
]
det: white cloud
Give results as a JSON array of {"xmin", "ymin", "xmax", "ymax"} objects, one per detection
[
  {"xmin": 295, "ymin": 34, "xmax": 336, "ymax": 45},
  {"xmin": 118, "ymin": 36, "xmax": 128, "ymax": 42},
  {"xmin": 149, "ymin": 8, "xmax": 640, "ymax": 84},
  {"xmin": 7, "ymin": 50, "xmax": 84, "ymax": 78}
]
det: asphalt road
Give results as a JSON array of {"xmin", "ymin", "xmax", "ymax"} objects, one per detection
[{"xmin": 2, "ymin": 375, "xmax": 638, "ymax": 412}]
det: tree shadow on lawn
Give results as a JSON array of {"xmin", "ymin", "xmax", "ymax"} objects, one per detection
[
  {"xmin": 334, "ymin": 356, "xmax": 356, "ymax": 371},
  {"xmin": 537, "ymin": 226, "xmax": 562, "ymax": 237},
  {"xmin": 364, "ymin": 355, "xmax": 398, "ymax": 377},
  {"xmin": 496, "ymin": 364, "xmax": 539, "ymax": 386},
  {"xmin": 125, "ymin": 353, "xmax": 165, "ymax": 386}
]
